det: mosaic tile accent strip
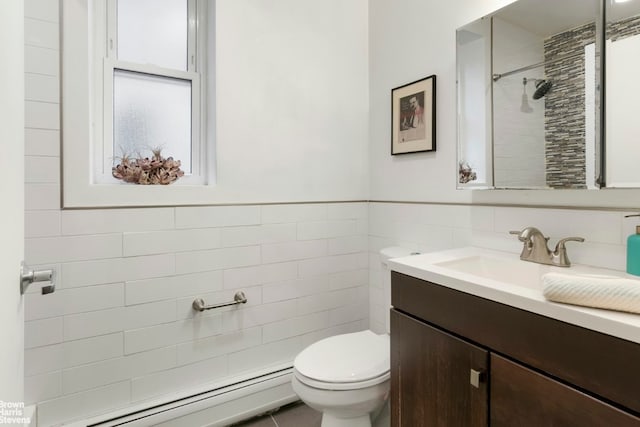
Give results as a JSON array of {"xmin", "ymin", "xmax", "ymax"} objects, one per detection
[
  {"xmin": 541, "ymin": 16, "xmax": 640, "ymax": 189},
  {"xmin": 543, "ymin": 23, "xmax": 595, "ymax": 189},
  {"xmin": 608, "ymin": 15, "xmax": 640, "ymax": 42}
]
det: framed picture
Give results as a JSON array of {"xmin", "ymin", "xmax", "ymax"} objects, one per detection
[{"xmin": 391, "ymin": 75, "xmax": 436, "ymax": 155}]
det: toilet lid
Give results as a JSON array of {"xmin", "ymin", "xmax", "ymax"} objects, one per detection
[{"xmin": 293, "ymin": 330, "xmax": 389, "ymax": 383}]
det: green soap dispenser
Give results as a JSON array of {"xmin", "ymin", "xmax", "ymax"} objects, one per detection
[{"xmin": 625, "ymin": 214, "xmax": 640, "ymax": 276}]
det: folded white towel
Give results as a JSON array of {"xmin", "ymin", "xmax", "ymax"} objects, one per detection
[{"xmin": 542, "ymin": 272, "xmax": 640, "ymax": 315}]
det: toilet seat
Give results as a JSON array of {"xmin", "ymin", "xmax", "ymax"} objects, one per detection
[
  {"xmin": 293, "ymin": 330, "xmax": 390, "ymax": 391},
  {"xmin": 294, "ymin": 368, "xmax": 390, "ymax": 391}
]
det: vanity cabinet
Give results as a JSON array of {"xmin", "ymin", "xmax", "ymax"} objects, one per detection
[
  {"xmin": 391, "ymin": 272, "xmax": 640, "ymax": 427},
  {"xmin": 491, "ymin": 354, "xmax": 639, "ymax": 426},
  {"xmin": 391, "ymin": 310, "xmax": 488, "ymax": 426}
]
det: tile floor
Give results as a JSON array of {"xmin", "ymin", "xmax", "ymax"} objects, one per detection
[{"xmin": 230, "ymin": 401, "xmax": 322, "ymax": 427}]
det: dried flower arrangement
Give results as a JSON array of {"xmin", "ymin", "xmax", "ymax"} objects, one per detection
[
  {"xmin": 459, "ymin": 161, "xmax": 477, "ymax": 184},
  {"xmin": 112, "ymin": 148, "xmax": 184, "ymax": 185}
]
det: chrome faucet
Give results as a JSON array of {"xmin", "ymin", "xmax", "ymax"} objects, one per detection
[{"xmin": 509, "ymin": 227, "xmax": 584, "ymax": 267}]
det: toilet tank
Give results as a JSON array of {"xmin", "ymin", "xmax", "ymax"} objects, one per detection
[{"xmin": 380, "ymin": 247, "xmax": 419, "ymax": 333}]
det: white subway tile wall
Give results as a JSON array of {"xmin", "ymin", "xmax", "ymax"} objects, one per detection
[
  {"xmin": 25, "ymin": 45, "xmax": 59, "ymax": 77},
  {"xmin": 26, "ymin": 203, "xmax": 369, "ymax": 422},
  {"xmin": 25, "ymin": 73, "xmax": 59, "ymax": 103},
  {"xmin": 25, "ymin": 204, "xmax": 368, "ymax": 423},
  {"xmin": 24, "ymin": 0, "xmax": 59, "ymax": 26},
  {"xmin": 37, "ymin": 382, "xmax": 131, "ymax": 427},
  {"xmin": 25, "ymin": 101, "xmax": 60, "ymax": 131},
  {"xmin": 24, "ymin": 18, "xmax": 58, "ymax": 50}
]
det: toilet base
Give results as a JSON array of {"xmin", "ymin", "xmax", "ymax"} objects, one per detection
[
  {"xmin": 292, "ymin": 375, "xmax": 389, "ymax": 427},
  {"xmin": 372, "ymin": 401, "xmax": 390, "ymax": 427},
  {"xmin": 321, "ymin": 413, "xmax": 371, "ymax": 427}
]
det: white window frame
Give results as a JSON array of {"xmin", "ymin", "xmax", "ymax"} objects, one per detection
[
  {"xmin": 95, "ymin": 0, "xmax": 204, "ymax": 184},
  {"xmin": 62, "ymin": 0, "xmax": 214, "ymax": 208}
]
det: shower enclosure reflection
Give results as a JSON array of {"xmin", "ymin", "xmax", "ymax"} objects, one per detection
[
  {"xmin": 456, "ymin": 0, "xmax": 601, "ymax": 190},
  {"xmin": 605, "ymin": 0, "xmax": 640, "ymax": 187}
]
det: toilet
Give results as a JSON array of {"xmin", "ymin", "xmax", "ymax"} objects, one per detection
[{"xmin": 291, "ymin": 247, "xmax": 416, "ymax": 427}]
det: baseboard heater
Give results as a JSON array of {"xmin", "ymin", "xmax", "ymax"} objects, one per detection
[{"xmin": 79, "ymin": 367, "xmax": 297, "ymax": 427}]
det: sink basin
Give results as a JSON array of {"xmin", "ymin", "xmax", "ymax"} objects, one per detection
[
  {"xmin": 432, "ymin": 252, "xmax": 626, "ymax": 292},
  {"xmin": 434, "ymin": 255, "xmax": 551, "ymax": 290}
]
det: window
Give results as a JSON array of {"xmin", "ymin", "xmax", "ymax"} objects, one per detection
[
  {"xmin": 62, "ymin": 0, "xmax": 214, "ymax": 207},
  {"xmin": 95, "ymin": 0, "xmax": 205, "ymax": 184}
]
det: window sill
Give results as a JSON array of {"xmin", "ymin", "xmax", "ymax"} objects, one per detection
[{"xmin": 62, "ymin": 181, "xmax": 219, "ymax": 208}]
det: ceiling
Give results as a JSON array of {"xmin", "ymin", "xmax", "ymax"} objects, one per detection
[
  {"xmin": 609, "ymin": 0, "xmax": 640, "ymax": 21},
  {"xmin": 494, "ymin": 0, "xmax": 599, "ymax": 38},
  {"xmin": 482, "ymin": 0, "xmax": 640, "ymax": 38}
]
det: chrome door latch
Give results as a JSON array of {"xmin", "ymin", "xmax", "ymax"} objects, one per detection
[{"xmin": 20, "ymin": 262, "xmax": 55, "ymax": 295}]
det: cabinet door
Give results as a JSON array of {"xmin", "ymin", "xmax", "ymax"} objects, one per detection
[
  {"xmin": 491, "ymin": 354, "xmax": 640, "ymax": 427},
  {"xmin": 391, "ymin": 309, "xmax": 489, "ymax": 427}
]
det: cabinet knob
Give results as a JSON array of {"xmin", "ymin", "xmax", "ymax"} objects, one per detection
[{"xmin": 470, "ymin": 369, "xmax": 485, "ymax": 388}]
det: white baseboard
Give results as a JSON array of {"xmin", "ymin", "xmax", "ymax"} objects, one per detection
[
  {"xmin": 64, "ymin": 367, "xmax": 297, "ymax": 427},
  {"xmin": 155, "ymin": 380, "xmax": 297, "ymax": 427}
]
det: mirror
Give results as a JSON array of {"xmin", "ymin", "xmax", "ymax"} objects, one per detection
[
  {"xmin": 605, "ymin": 0, "xmax": 640, "ymax": 187},
  {"xmin": 457, "ymin": 0, "xmax": 601, "ymax": 190}
]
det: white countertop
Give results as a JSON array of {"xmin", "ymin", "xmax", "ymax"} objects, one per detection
[{"xmin": 388, "ymin": 247, "xmax": 640, "ymax": 345}]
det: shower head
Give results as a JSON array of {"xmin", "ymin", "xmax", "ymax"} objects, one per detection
[{"xmin": 532, "ymin": 79, "xmax": 553, "ymax": 99}]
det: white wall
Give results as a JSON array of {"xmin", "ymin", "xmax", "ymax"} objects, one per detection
[
  {"xmin": 24, "ymin": 0, "xmax": 369, "ymax": 424},
  {"xmin": 369, "ymin": 0, "xmax": 516, "ymax": 202},
  {"xmin": 63, "ymin": 0, "xmax": 369, "ymax": 207},
  {"xmin": 215, "ymin": 0, "xmax": 369, "ymax": 203},
  {"xmin": 368, "ymin": 0, "xmax": 640, "ymax": 204},
  {"xmin": 0, "ymin": 0, "xmax": 24, "ymax": 404},
  {"xmin": 369, "ymin": 0, "xmax": 640, "ymax": 208}
]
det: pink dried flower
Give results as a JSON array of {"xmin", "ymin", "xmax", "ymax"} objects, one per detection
[{"xmin": 112, "ymin": 148, "xmax": 184, "ymax": 185}]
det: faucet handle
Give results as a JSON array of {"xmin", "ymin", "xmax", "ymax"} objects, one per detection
[
  {"xmin": 553, "ymin": 237, "xmax": 585, "ymax": 267},
  {"xmin": 509, "ymin": 227, "xmax": 547, "ymax": 242},
  {"xmin": 555, "ymin": 236, "xmax": 585, "ymax": 250},
  {"xmin": 510, "ymin": 230, "xmax": 527, "ymax": 242}
]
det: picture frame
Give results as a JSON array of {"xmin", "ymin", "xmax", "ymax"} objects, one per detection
[{"xmin": 391, "ymin": 75, "xmax": 436, "ymax": 155}]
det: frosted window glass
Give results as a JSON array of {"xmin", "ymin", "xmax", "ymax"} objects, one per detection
[
  {"xmin": 113, "ymin": 70, "xmax": 192, "ymax": 172},
  {"xmin": 117, "ymin": 0, "xmax": 188, "ymax": 70}
]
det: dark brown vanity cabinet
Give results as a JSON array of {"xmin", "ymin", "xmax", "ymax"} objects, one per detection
[
  {"xmin": 390, "ymin": 272, "xmax": 640, "ymax": 427},
  {"xmin": 391, "ymin": 310, "xmax": 488, "ymax": 426}
]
